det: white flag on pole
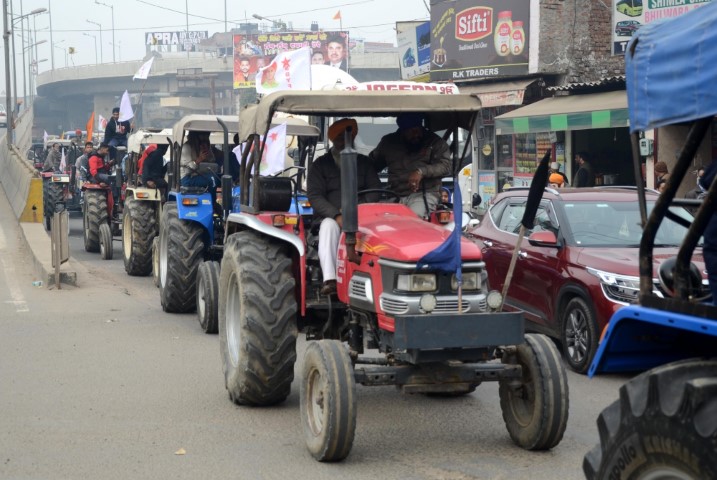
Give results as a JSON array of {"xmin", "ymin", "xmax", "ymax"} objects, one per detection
[
  {"xmin": 119, "ymin": 90, "xmax": 134, "ymax": 122},
  {"xmin": 59, "ymin": 148, "xmax": 66, "ymax": 172},
  {"xmin": 255, "ymin": 47, "xmax": 312, "ymax": 95},
  {"xmin": 260, "ymin": 122, "xmax": 287, "ymax": 176},
  {"xmin": 133, "ymin": 57, "xmax": 155, "ymax": 81},
  {"xmin": 98, "ymin": 114, "xmax": 107, "ymax": 131},
  {"xmin": 43, "ymin": 130, "xmax": 48, "ymax": 145}
]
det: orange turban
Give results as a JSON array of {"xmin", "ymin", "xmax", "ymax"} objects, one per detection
[
  {"xmin": 549, "ymin": 173, "xmax": 564, "ymax": 185},
  {"xmin": 328, "ymin": 118, "xmax": 358, "ymax": 142}
]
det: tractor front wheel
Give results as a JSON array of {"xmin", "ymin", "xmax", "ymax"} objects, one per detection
[
  {"xmin": 499, "ymin": 333, "xmax": 569, "ymax": 450},
  {"xmin": 196, "ymin": 261, "xmax": 220, "ymax": 334}
]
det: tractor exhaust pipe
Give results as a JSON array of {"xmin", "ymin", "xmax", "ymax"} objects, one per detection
[{"xmin": 340, "ymin": 126, "xmax": 359, "ymax": 264}]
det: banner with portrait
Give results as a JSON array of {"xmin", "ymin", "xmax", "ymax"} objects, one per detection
[{"xmin": 233, "ymin": 31, "xmax": 350, "ymax": 90}]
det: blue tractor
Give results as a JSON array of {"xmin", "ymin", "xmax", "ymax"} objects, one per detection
[{"xmin": 583, "ymin": 4, "xmax": 717, "ymax": 478}]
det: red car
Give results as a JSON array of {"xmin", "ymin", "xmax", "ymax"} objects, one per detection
[{"xmin": 468, "ymin": 187, "xmax": 708, "ymax": 373}]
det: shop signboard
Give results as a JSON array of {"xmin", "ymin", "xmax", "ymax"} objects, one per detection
[
  {"xmin": 397, "ymin": 21, "xmax": 431, "ymax": 80},
  {"xmin": 612, "ymin": 0, "xmax": 713, "ymax": 55},
  {"xmin": 233, "ymin": 31, "xmax": 350, "ymax": 89},
  {"xmin": 478, "ymin": 172, "xmax": 497, "ymax": 206},
  {"xmin": 429, "ymin": 0, "xmax": 532, "ymax": 82}
]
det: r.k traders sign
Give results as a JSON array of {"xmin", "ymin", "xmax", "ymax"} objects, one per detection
[{"xmin": 430, "ymin": 0, "xmax": 532, "ymax": 82}]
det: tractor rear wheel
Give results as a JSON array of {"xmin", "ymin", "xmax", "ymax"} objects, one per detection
[
  {"xmin": 583, "ymin": 358, "xmax": 717, "ymax": 480},
  {"xmin": 159, "ymin": 203, "xmax": 205, "ymax": 313},
  {"xmin": 99, "ymin": 223, "xmax": 113, "ymax": 260},
  {"xmin": 83, "ymin": 190, "xmax": 108, "ymax": 253},
  {"xmin": 122, "ymin": 197, "xmax": 158, "ymax": 276},
  {"xmin": 300, "ymin": 340, "xmax": 357, "ymax": 462},
  {"xmin": 43, "ymin": 179, "xmax": 64, "ymax": 231},
  {"xmin": 499, "ymin": 333, "xmax": 569, "ymax": 450},
  {"xmin": 219, "ymin": 231, "xmax": 298, "ymax": 406},
  {"xmin": 196, "ymin": 261, "xmax": 220, "ymax": 334}
]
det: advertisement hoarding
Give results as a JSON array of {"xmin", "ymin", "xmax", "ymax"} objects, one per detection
[
  {"xmin": 396, "ymin": 21, "xmax": 431, "ymax": 80},
  {"xmin": 145, "ymin": 31, "xmax": 208, "ymax": 52},
  {"xmin": 233, "ymin": 31, "xmax": 349, "ymax": 89},
  {"xmin": 429, "ymin": 0, "xmax": 531, "ymax": 82},
  {"xmin": 612, "ymin": 0, "xmax": 713, "ymax": 55}
]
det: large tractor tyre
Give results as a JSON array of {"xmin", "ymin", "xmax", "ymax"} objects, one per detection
[
  {"xmin": 196, "ymin": 261, "xmax": 220, "ymax": 334},
  {"xmin": 300, "ymin": 340, "xmax": 357, "ymax": 462},
  {"xmin": 583, "ymin": 358, "xmax": 717, "ymax": 480},
  {"xmin": 158, "ymin": 203, "xmax": 205, "ymax": 313},
  {"xmin": 43, "ymin": 180, "xmax": 64, "ymax": 231},
  {"xmin": 99, "ymin": 223, "xmax": 113, "ymax": 260},
  {"xmin": 499, "ymin": 333, "xmax": 569, "ymax": 451},
  {"xmin": 219, "ymin": 231, "xmax": 298, "ymax": 406},
  {"xmin": 83, "ymin": 190, "xmax": 109, "ymax": 253},
  {"xmin": 560, "ymin": 296, "xmax": 599, "ymax": 374},
  {"xmin": 122, "ymin": 198, "xmax": 158, "ymax": 276},
  {"xmin": 152, "ymin": 237, "xmax": 160, "ymax": 288}
]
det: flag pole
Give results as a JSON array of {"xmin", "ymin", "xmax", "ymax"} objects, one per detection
[{"xmin": 132, "ymin": 76, "xmax": 150, "ymax": 132}]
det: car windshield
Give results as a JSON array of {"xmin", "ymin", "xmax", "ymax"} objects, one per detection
[{"xmin": 561, "ymin": 200, "xmax": 699, "ymax": 247}]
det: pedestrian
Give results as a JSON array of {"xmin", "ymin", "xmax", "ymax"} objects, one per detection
[
  {"xmin": 573, "ymin": 151, "xmax": 595, "ymax": 187},
  {"xmin": 369, "ymin": 112, "xmax": 451, "ymax": 218},
  {"xmin": 550, "ymin": 161, "xmax": 569, "ymax": 186},
  {"xmin": 104, "ymin": 107, "xmax": 132, "ymax": 160},
  {"xmin": 307, "ymin": 118, "xmax": 381, "ymax": 295},
  {"xmin": 549, "ymin": 172, "xmax": 565, "ymax": 188},
  {"xmin": 654, "ymin": 161, "xmax": 670, "ymax": 185}
]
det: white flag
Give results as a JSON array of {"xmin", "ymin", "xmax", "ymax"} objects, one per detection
[
  {"xmin": 260, "ymin": 122, "xmax": 287, "ymax": 176},
  {"xmin": 256, "ymin": 47, "xmax": 312, "ymax": 95},
  {"xmin": 43, "ymin": 130, "xmax": 48, "ymax": 145},
  {"xmin": 133, "ymin": 57, "xmax": 155, "ymax": 81},
  {"xmin": 59, "ymin": 148, "xmax": 66, "ymax": 172},
  {"xmin": 119, "ymin": 90, "xmax": 134, "ymax": 122},
  {"xmin": 98, "ymin": 114, "xmax": 107, "ymax": 131}
]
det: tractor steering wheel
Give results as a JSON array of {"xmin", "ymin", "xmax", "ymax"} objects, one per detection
[{"xmin": 357, "ymin": 189, "xmax": 401, "ymax": 203}]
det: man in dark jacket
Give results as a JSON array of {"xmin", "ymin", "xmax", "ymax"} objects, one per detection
[
  {"xmin": 104, "ymin": 107, "xmax": 132, "ymax": 160},
  {"xmin": 369, "ymin": 113, "xmax": 451, "ymax": 218},
  {"xmin": 307, "ymin": 118, "xmax": 381, "ymax": 295},
  {"xmin": 573, "ymin": 151, "xmax": 596, "ymax": 187},
  {"xmin": 141, "ymin": 144, "xmax": 169, "ymax": 196}
]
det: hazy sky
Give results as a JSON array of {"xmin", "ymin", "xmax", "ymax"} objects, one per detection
[{"xmin": 1, "ymin": 0, "xmax": 430, "ymax": 97}]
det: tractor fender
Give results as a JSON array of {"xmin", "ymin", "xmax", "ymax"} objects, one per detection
[{"xmin": 225, "ymin": 212, "xmax": 305, "ymax": 257}]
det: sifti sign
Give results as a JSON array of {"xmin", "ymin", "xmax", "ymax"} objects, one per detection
[{"xmin": 430, "ymin": 0, "xmax": 532, "ymax": 82}]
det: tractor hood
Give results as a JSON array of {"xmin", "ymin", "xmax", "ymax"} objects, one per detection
[{"xmin": 355, "ymin": 204, "xmax": 482, "ymax": 263}]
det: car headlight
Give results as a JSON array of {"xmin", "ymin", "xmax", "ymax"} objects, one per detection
[
  {"xmin": 452, "ymin": 272, "xmax": 480, "ymax": 291},
  {"xmin": 397, "ymin": 273, "xmax": 436, "ymax": 292},
  {"xmin": 587, "ymin": 267, "xmax": 640, "ymax": 304}
]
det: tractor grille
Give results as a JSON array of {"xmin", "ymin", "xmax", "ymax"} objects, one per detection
[
  {"xmin": 380, "ymin": 297, "xmax": 409, "ymax": 315},
  {"xmin": 434, "ymin": 298, "xmax": 472, "ymax": 313}
]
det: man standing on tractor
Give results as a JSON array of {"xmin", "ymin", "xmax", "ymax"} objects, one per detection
[
  {"xmin": 369, "ymin": 113, "xmax": 451, "ymax": 218},
  {"xmin": 89, "ymin": 143, "xmax": 114, "ymax": 184},
  {"xmin": 307, "ymin": 118, "xmax": 381, "ymax": 295},
  {"xmin": 104, "ymin": 107, "xmax": 131, "ymax": 160}
]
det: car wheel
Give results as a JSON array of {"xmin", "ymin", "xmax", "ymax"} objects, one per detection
[{"xmin": 560, "ymin": 297, "xmax": 598, "ymax": 374}]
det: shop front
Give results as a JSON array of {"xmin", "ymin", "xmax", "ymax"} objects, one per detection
[{"xmin": 487, "ymin": 89, "xmax": 632, "ymax": 201}]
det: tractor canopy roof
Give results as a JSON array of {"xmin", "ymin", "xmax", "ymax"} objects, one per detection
[
  {"xmin": 127, "ymin": 128, "xmax": 173, "ymax": 154},
  {"xmin": 171, "ymin": 114, "xmax": 241, "ymax": 146},
  {"xmin": 238, "ymin": 104, "xmax": 321, "ymax": 143},
  {"xmin": 242, "ymin": 90, "xmax": 482, "ymax": 140}
]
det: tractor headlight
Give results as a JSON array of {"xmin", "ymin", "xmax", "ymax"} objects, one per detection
[
  {"xmin": 452, "ymin": 272, "xmax": 480, "ymax": 291},
  {"xmin": 397, "ymin": 273, "xmax": 436, "ymax": 292}
]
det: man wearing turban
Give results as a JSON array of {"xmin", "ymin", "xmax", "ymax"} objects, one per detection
[
  {"xmin": 369, "ymin": 112, "xmax": 451, "ymax": 218},
  {"xmin": 307, "ymin": 118, "xmax": 382, "ymax": 295}
]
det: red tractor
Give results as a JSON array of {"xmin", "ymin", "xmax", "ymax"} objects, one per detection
[{"xmin": 219, "ymin": 91, "xmax": 569, "ymax": 461}]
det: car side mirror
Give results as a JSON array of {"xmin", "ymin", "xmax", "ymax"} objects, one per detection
[{"xmin": 528, "ymin": 230, "xmax": 559, "ymax": 247}]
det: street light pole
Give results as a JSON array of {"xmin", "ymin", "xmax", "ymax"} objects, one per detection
[
  {"xmin": 86, "ymin": 19, "xmax": 103, "ymax": 63},
  {"xmin": 3, "ymin": 0, "xmax": 13, "ymax": 137},
  {"xmin": 49, "ymin": 0, "xmax": 54, "ymax": 69},
  {"xmin": 95, "ymin": 1, "xmax": 115, "ymax": 63},
  {"xmin": 83, "ymin": 33, "xmax": 98, "ymax": 65}
]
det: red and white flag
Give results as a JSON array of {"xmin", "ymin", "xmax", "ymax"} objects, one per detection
[
  {"xmin": 98, "ymin": 114, "xmax": 108, "ymax": 130},
  {"xmin": 260, "ymin": 122, "xmax": 287, "ymax": 176},
  {"xmin": 255, "ymin": 47, "xmax": 311, "ymax": 95},
  {"xmin": 133, "ymin": 57, "xmax": 155, "ymax": 81}
]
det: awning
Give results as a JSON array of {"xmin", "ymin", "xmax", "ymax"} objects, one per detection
[
  {"xmin": 495, "ymin": 90, "xmax": 628, "ymax": 135},
  {"xmin": 459, "ymin": 79, "xmax": 537, "ymax": 107}
]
